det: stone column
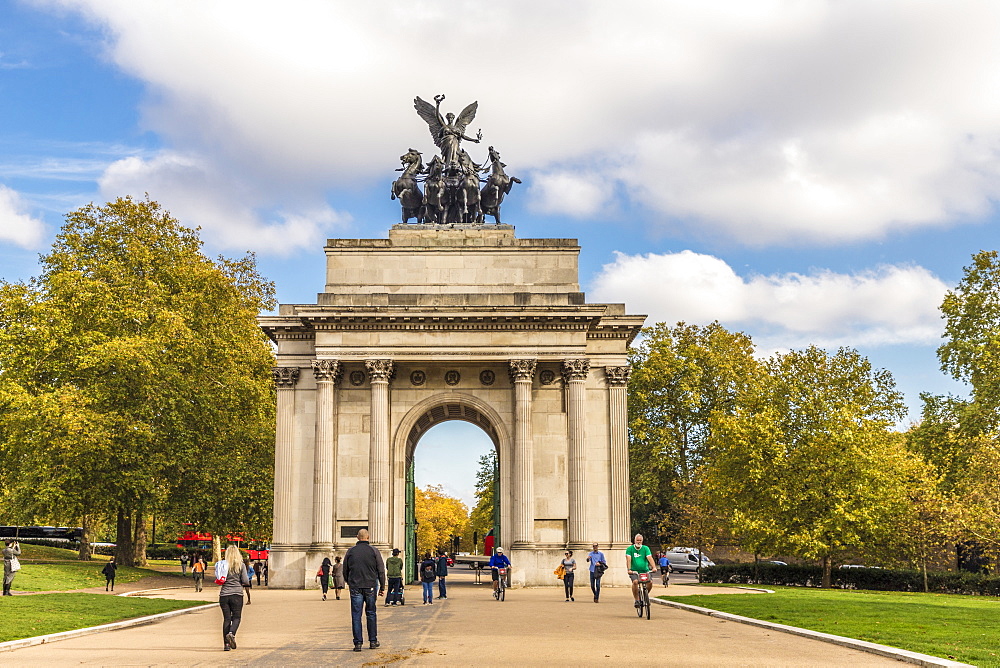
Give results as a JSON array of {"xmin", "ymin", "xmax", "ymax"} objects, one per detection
[
  {"xmin": 311, "ymin": 359, "xmax": 341, "ymax": 551},
  {"xmin": 366, "ymin": 359, "xmax": 394, "ymax": 549},
  {"xmin": 271, "ymin": 366, "xmax": 300, "ymax": 548},
  {"xmin": 606, "ymin": 366, "xmax": 631, "ymax": 546},
  {"xmin": 563, "ymin": 358, "xmax": 590, "ymax": 548},
  {"xmin": 509, "ymin": 359, "xmax": 537, "ymax": 547}
]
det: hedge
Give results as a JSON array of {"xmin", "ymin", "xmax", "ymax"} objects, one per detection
[{"xmin": 701, "ymin": 563, "xmax": 1000, "ymax": 595}]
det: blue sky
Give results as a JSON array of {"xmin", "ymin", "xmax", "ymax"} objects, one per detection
[{"xmin": 2, "ymin": 0, "xmax": 994, "ymax": 506}]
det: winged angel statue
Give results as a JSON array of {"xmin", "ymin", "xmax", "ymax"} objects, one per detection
[
  {"xmin": 414, "ymin": 94, "xmax": 482, "ymax": 165},
  {"xmin": 390, "ymin": 94, "xmax": 519, "ymax": 225}
]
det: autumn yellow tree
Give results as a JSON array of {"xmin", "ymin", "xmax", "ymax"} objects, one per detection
[{"xmin": 414, "ymin": 485, "xmax": 469, "ymax": 556}]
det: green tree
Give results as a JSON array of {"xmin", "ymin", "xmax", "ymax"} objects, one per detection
[
  {"xmin": 464, "ymin": 451, "xmax": 497, "ymax": 553},
  {"xmin": 939, "ymin": 250, "xmax": 1000, "ymax": 421},
  {"xmin": 706, "ymin": 346, "xmax": 907, "ymax": 587},
  {"xmin": 0, "ymin": 197, "xmax": 276, "ymax": 564},
  {"xmin": 415, "ymin": 485, "xmax": 469, "ymax": 556},
  {"xmin": 627, "ymin": 322, "xmax": 758, "ymax": 545}
]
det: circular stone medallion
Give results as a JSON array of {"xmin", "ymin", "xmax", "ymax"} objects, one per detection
[
  {"xmin": 539, "ymin": 369, "xmax": 556, "ymax": 385},
  {"xmin": 479, "ymin": 369, "xmax": 495, "ymax": 386},
  {"xmin": 349, "ymin": 370, "xmax": 366, "ymax": 386},
  {"xmin": 444, "ymin": 370, "xmax": 461, "ymax": 386},
  {"xmin": 410, "ymin": 370, "xmax": 426, "ymax": 386}
]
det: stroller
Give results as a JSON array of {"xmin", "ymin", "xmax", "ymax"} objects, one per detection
[{"xmin": 385, "ymin": 579, "xmax": 405, "ymax": 605}]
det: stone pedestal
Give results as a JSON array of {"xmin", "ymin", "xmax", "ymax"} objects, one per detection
[{"xmin": 260, "ymin": 224, "xmax": 645, "ymax": 587}]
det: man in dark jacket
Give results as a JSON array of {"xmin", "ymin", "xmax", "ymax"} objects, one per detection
[
  {"xmin": 436, "ymin": 550, "xmax": 449, "ymax": 599},
  {"xmin": 343, "ymin": 529, "xmax": 387, "ymax": 652}
]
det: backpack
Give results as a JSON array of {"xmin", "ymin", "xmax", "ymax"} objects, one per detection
[{"xmin": 421, "ymin": 562, "xmax": 436, "ymax": 582}]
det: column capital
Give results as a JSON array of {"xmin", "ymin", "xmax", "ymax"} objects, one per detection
[
  {"xmin": 311, "ymin": 359, "xmax": 342, "ymax": 384},
  {"xmin": 605, "ymin": 365, "xmax": 631, "ymax": 386},
  {"xmin": 509, "ymin": 358, "xmax": 537, "ymax": 382},
  {"xmin": 365, "ymin": 358, "xmax": 394, "ymax": 382},
  {"xmin": 272, "ymin": 366, "xmax": 300, "ymax": 388},
  {"xmin": 562, "ymin": 358, "xmax": 590, "ymax": 381}
]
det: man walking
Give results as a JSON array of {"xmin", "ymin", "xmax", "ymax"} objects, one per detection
[
  {"xmin": 586, "ymin": 542, "xmax": 607, "ymax": 602},
  {"xmin": 343, "ymin": 529, "xmax": 387, "ymax": 652},
  {"xmin": 435, "ymin": 550, "xmax": 449, "ymax": 599}
]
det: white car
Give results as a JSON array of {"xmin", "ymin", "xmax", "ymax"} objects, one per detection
[{"xmin": 663, "ymin": 549, "xmax": 715, "ymax": 573}]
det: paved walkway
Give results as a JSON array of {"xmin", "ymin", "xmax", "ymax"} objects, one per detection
[{"xmin": 6, "ymin": 572, "xmax": 906, "ymax": 667}]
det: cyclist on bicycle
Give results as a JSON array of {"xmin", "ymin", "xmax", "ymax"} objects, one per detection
[
  {"xmin": 489, "ymin": 547, "xmax": 511, "ymax": 594},
  {"xmin": 626, "ymin": 533, "xmax": 656, "ymax": 608}
]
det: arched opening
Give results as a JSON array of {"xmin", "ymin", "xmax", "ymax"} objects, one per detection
[{"xmin": 404, "ymin": 401, "xmax": 502, "ymax": 582}]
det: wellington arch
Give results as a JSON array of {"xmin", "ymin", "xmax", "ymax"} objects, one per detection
[{"xmin": 259, "ymin": 223, "xmax": 645, "ymax": 587}]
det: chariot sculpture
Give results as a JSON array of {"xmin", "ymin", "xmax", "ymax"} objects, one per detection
[{"xmin": 391, "ymin": 95, "xmax": 520, "ymax": 225}]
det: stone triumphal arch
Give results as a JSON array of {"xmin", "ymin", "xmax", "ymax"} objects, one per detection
[{"xmin": 259, "ymin": 224, "xmax": 645, "ymax": 587}]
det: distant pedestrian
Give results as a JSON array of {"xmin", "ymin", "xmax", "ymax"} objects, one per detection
[
  {"xmin": 385, "ymin": 549, "xmax": 403, "ymax": 606},
  {"xmin": 262, "ymin": 561, "xmax": 269, "ymax": 586},
  {"xmin": 102, "ymin": 557, "xmax": 117, "ymax": 592},
  {"xmin": 343, "ymin": 529, "xmax": 386, "ymax": 652},
  {"xmin": 180, "ymin": 552, "xmax": 189, "ymax": 576},
  {"xmin": 2, "ymin": 540, "xmax": 20, "ymax": 596},
  {"xmin": 419, "ymin": 552, "xmax": 437, "ymax": 604},
  {"xmin": 318, "ymin": 557, "xmax": 332, "ymax": 601},
  {"xmin": 436, "ymin": 550, "xmax": 449, "ymax": 599},
  {"xmin": 560, "ymin": 550, "xmax": 577, "ymax": 601},
  {"xmin": 192, "ymin": 556, "xmax": 206, "ymax": 592},
  {"xmin": 254, "ymin": 560, "xmax": 263, "ymax": 586},
  {"xmin": 332, "ymin": 555, "xmax": 345, "ymax": 599},
  {"xmin": 244, "ymin": 559, "xmax": 254, "ymax": 604},
  {"xmin": 216, "ymin": 545, "xmax": 250, "ymax": 652},
  {"xmin": 586, "ymin": 542, "xmax": 607, "ymax": 603}
]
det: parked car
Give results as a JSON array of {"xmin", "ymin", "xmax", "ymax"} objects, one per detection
[
  {"xmin": 762, "ymin": 560, "xmax": 787, "ymax": 566},
  {"xmin": 663, "ymin": 548, "xmax": 715, "ymax": 573}
]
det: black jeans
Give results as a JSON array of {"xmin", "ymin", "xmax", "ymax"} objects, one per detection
[
  {"xmin": 590, "ymin": 572, "xmax": 602, "ymax": 599},
  {"xmin": 219, "ymin": 594, "xmax": 244, "ymax": 641},
  {"xmin": 350, "ymin": 587, "xmax": 378, "ymax": 645},
  {"xmin": 563, "ymin": 572, "xmax": 575, "ymax": 599}
]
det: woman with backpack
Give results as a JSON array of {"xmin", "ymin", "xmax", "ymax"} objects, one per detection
[
  {"xmin": 215, "ymin": 545, "xmax": 251, "ymax": 652},
  {"xmin": 192, "ymin": 556, "xmax": 206, "ymax": 592},
  {"xmin": 419, "ymin": 552, "xmax": 437, "ymax": 605}
]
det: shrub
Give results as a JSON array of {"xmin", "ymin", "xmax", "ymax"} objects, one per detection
[{"xmin": 701, "ymin": 563, "xmax": 1000, "ymax": 595}]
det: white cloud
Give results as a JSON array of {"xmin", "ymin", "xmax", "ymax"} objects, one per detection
[
  {"xmin": 98, "ymin": 152, "xmax": 349, "ymax": 254},
  {"xmin": 591, "ymin": 250, "xmax": 948, "ymax": 349},
  {"xmin": 0, "ymin": 185, "xmax": 45, "ymax": 248},
  {"xmin": 38, "ymin": 0, "xmax": 1000, "ymax": 244}
]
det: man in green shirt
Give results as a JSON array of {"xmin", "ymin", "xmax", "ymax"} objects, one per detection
[
  {"xmin": 625, "ymin": 533, "xmax": 656, "ymax": 608},
  {"xmin": 385, "ymin": 549, "xmax": 404, "ymax": 606}
]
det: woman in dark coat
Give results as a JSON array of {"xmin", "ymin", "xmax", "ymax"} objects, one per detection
[
  {"xmin": 318, "ymin": 557, "xmax": 332, "ymax": 600},
  {"xmin": 102, "ymin": 557, "xmax": 117, "ymax": 591}
]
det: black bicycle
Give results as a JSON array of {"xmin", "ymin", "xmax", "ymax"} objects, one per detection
[
  {"xmin": 635, "ymin": 571, "xmax": 651, "ymax": 619},
  {"xmin": 493, "ymin": 567, "xmax": 507, "ymax": 601}
]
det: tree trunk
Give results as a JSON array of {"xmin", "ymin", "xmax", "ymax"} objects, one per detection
[
  {"xmin": 212, "ymin": 534, "xmax": 222, "ymax": 564},
  {"xmin": 132, "ymin": 510, "xmax": 148, "ymax": 567},
  {"xmin": 78, "ymin": 513, "xmax": 93, "ymax": 561},
  {"xmin": 116, "ymin": 508, "xmax": 136, "ymax": 566},
  {"xmin": 821, "ymin": 555, "xmax": 832, "ymax": 588}
]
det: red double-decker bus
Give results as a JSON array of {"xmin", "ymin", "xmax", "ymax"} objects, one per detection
[{"xmin": 176, "ymin": 529, "xmax": 269, "ymax": 560}]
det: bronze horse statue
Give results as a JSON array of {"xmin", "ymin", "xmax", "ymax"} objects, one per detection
[
  {"xmin": 390, "ymin": 149, "xmax": 424, "ymax": 224},
  {"xmin": 422, "ymin": 156, "xmax": 446, "ymax": 224},
  {"xmin": 480, "ymin": 146, "xmax": 520, "ymax": 225}
]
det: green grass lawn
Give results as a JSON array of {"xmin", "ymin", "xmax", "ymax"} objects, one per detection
[
  {"xmin": 660, "ymin": 586, "xmax": 999, "ymax": 667},
  {"xmin": 13, "ymin": 562, "xmax": 166, "ymax": 591},
  {"xmin": 16, "ymin": 543, "xmax": 109, "ymax": 562},
  {"xmin": 0, "ymin": 593, "xmax": 204, "ymax": 642}
]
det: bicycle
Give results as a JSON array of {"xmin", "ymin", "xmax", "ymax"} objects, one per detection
[
  {"xmin": 493, "ymin": 567, "xmax": 507, "ymax": 601},
  {"xmin": 634, "ymin": 571, "xmax": 651, "ymax": 619}
]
